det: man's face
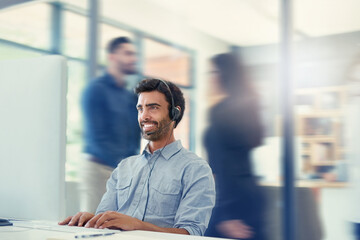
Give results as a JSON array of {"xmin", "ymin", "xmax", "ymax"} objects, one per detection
[
  {"xmin": 109, "ymin": 43, "xmax": 137, "ymax": 75},
  {"xmin": 208, "ymin": 62, "xmax": 223, "ymax": 96},
  {"xmin": 136, "ymin": 91, "xmax": 172, "ymax": 141}
]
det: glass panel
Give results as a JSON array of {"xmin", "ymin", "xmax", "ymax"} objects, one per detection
[
  {"xmin": 99, "ymin": 24, "xmax": 133, "ymax": 65},
  {"xmin": 63, "ymin": 11, "xmax": 87, "ymax": 59},
  {"xmin": 66, "ymin": 60, "xmax": 86, "ymax": 181},
  {"xmin": 0, "ymin": 3, "xmax": 51, "ymax": 50},
  {"xmin": 294, "ymin": 1, "xmax": 360, "ymax": 239},
  {"xmin": 144, "ymin": 38, "xmax": 191, "ymax": 86}
]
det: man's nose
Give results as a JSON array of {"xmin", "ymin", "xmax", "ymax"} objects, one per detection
[{"xmin": 140, "ymin": 109, "xmax": 150, "ymax": 121}]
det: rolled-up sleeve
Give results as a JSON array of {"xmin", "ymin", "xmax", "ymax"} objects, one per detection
[{"xmin": 173, "ymin": 161, "xmax": 216, "ymax": 235}]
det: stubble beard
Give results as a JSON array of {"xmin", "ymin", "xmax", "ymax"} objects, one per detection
[{"xmin": 141, "ymin": 119, "xmax": 172, "ymax": 141}]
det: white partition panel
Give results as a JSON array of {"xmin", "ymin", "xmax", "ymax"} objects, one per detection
[{"xmin": 0, "ymin": 55, "xmax": 67, "ymax": 221}]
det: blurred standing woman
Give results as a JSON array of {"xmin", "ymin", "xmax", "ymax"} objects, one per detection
[{"xmin": 204, "ymin": 53, "xmax": 266, "ymax": 240}]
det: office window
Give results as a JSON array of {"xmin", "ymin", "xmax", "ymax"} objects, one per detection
[
  {"xmin": 63, "ymin": 11, "xmax": 87, "ymax": 59},
  {"xmin": 0, "ymin": 3, "xmax": 51, "ymax": 50},
  {"xmin": 0, "ymin": 44, "xmax": 43, "ymax": 61},
  {"xmin": 99, "ymin": 24, "xmax": 133, "ymax": 65},
  {"xmin": 57, "ymin": 0, "xmax": 88, "ymax": 10},
  {"xmin": 144, "ymin": 38, "xmax": 193, "ymax": 149},
  {"xmin": 144, "ymin": 38, "xmax": 191, "ymax": 86},
  {"xmin": 66, "ymin": 60, "xmax": 86, "ymax": 181}
]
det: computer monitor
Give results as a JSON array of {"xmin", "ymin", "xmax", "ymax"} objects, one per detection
[{"xmin": 0, "ymin": 55, "xmax": 67, "ymax": 221}]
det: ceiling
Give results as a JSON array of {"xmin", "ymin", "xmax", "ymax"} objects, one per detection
[
  {"xmin": 2, "ymin": 0, "xmax": 360, "ymax": 47},
  {"xmin": 146, "ymin": 0, "xmax": 360, "ymax": 46}
]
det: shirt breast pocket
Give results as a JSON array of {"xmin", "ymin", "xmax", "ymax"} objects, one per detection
[
  {"xmin": 148, "ymin": 179, "xmax": 182, "ymax": 217},
  {"xmin": 115, "ymin": 176, "xmax": 132, "ymax": 210}
]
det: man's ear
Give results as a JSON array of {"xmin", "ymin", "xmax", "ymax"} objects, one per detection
[{"xmin": 172, "ymin": 106, "xmax": 181, "ymax": 121}]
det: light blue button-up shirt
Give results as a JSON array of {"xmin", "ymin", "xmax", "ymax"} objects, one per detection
[{"xmin": 96, "ymin": 140, "xmax": 216, "ymax": 236}]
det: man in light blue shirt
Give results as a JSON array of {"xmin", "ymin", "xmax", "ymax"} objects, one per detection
[{"xmin": 60, "ymin": 78, "xmax": 215, "ymax": 236}]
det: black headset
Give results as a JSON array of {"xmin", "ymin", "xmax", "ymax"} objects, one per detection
[{"xmin": 156, "ymin": 79, "xmax": 181, "ymax": 122}]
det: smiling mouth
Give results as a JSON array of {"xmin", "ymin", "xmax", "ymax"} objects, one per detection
[{"xmin": 141, "ymin": 122, "xmax": 158, "ymax": 132}]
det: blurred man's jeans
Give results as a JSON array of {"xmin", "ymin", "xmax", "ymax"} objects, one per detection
[{"xmin": 78, "ymin": 155, "xmax": 113, "ymax": 213}]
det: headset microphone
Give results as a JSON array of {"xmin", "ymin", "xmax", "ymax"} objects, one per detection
[
  {"xmin": 145, "ymin": 119, "xmax": 174, "ymax": 136},
  {"xmin": 146, "ymin": 131, "xmax": 156, "ymax": 136}
]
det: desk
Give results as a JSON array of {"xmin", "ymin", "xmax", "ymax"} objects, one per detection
[
  {"xmin": 260, "ymin": 180, "xmax": 348, "ymax": 188},
  {"xmin": 0, "ymin": 221, "xmax": 230, "ymax": 240}
]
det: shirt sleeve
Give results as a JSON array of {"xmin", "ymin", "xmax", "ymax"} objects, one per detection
[
  {"xmin": 95, "ymin": 167, "xmax": 119, "ymax": 214},
  {"xmin": 173, "ymin": 160, "xmax": 216, "ymax": 236}
]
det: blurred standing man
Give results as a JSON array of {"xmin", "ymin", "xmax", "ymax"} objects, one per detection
[{"xmin": 79, "ymin": 37, "xmax": 141, "ymax": 213}]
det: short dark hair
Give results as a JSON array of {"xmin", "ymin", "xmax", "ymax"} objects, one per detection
[
  {"xmin": 134, "ymin": 78, "xmax": 185, "ymax": 128},
  {"xmin": 107, "ymin": 37, "xmax": 132, "ymax": 53}
]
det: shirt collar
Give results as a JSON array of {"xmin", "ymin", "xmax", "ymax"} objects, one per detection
[{"xmin": 142, "ymin": 140, "xmax": 182, "ymax": 161}]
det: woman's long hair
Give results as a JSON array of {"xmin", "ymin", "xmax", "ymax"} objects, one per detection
[{"xmin": 211, "ymin": 52, "xmax": 258, "ymax": 104}]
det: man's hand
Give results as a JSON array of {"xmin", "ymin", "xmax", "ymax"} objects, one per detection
[
  {"xmin": 60, "ymin": 211, "xmax": 189, "ymax": 234},
  {"xmin": 85, "ymin": 211, "xmax": 142, "ymax": 230},
  {"xmin": 58, "ymin": 212, "xmax": 95, "ymax": 227},
  {"xmin": 216, "ymin": 219, "xmax": 254, "ymax": 239}
]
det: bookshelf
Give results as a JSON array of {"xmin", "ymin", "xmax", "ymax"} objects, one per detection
[{"xmin": 295, "ymin": 86, "xmax": 347, "ymax": 177}]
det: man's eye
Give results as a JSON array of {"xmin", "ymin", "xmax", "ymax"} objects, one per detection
[{"xmin": 150, "ymin": 106, "xmax": 158, "ymax": 110}]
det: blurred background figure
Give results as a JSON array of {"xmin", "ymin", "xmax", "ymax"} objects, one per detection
[
  {"xmin": 204, "ymin": 53, "xmax": 266, "ymax": 240},
  {"xmin": 79, "ymin": 36, "xmax": 141, "ymax": 213}
]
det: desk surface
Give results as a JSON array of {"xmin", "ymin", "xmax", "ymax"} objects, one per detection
[
  {"xmin": 260, "ymin": 180, "xmax": 348, "ymax": 188},
  {"xmin": 0, "ymin": 220, "xmax": 229, "ymax": 240}
]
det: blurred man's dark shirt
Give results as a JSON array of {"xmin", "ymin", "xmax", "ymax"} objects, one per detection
[{"xmin": 82, "ymin": 73, "xmax": 140, "ymax": 168}]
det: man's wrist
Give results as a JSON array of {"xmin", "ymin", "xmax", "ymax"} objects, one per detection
[{"xmin": 135, "ymin": 217, "xmax": 145, "ymax": 230}]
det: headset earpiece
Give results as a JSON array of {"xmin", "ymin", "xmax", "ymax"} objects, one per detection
[
  {"xmin": 171, "ymin": 106, "xmax": 181, "ymax": 121},
  {"xmin": 156, "ymin": 79, "xmax": 181, "ymax": 122}
]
